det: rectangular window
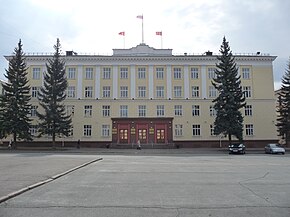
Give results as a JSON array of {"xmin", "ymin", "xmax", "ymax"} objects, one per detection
[
  {"xmin": 138, "ymin": 105, "xmax": 146, "ymax": 117},
  {"xmin": 209, "ymin": 105, "xmax": 217, "ymax": 117},
  {"xmin": 173, "ymin": 67, "xmax": 182, "ymax": 79},
  {"xmin": 174, "ymin": 86, "xmax": 182, "ymax": 98},
  {"xmin": 156, "ymin": 86, "xmax": 164, "ymax": 98},
  {"xmin": 31, "ymin": 105, "xmax": 38, "ymax": 117},
  {"xmin": 242, "ymin": 68, "xmax": 250, "ymax": 79},
  {"xmin": 208, "ymin": 68, "xmax": 216, "ymax": 79},
  {"xmin": 67, "ymin": 86, "xmax": 76, "ymax": 98},
  {"xmin": 29, "ymin": 125, "xmax": 38, "ymax": 136},
  {"xmin": 102, "ymin": 86, "xmax": 111, "ymax": 98},
  {"xmin": 31, "ymin": 87, "xmax": 40, "ymax": 98},
  {"xmin": 102, "ymin": 125, "xmax": 110, "ymax": 137},
  {"xmin": 245, "ymin": 124, "xmax": 254, "ymax": 136},
  {"xmin": 103, "ymin": 67, "xmax": 111, "ymax": 79},
  {"xmin": 83, "ymin": 125, "xmax": 92, "ymax": 137},
  {"xmin": 84, "ymin": 86, "xmax": 93, "ymax": 98},
  {"xmin": 192, "ymin": 124, "xmax": 201, "ymax": 136},
  {"xmin": 191, "ymin": 67, "xmax": 199, "ymax": 79},
  {"xmin": 209, "ymin": 86, "xmax": 217, "ymax": 98},
  {"xmin": 175, "ymin": 124, "xmax": 183, "ymax": 136},
  {"xmin": 210, "ymin": 124, "xmax": 215, "ymax": 136},
  {"xmin": 138, "ymin": 67, "xmax": 146, "ymax": 79},
  {"xmin": 120, "ymin": 105, "xmax": 128, "ymax": 117},
  {"xmin": 68, "ymin": 68, "xmax": 76, "ymax": 79},
  {"xmin": 192, "ymin": 105, "xmax": 200, "ymax": 116},
  {"xmin": 156, "ymin": 67, "xmax": 164, "ymax": 79},
  {"xmin": 85, "ymin": 67, "xmax": 93, "ymax": 80},
  {"xmin": 243, "ymin": 86, "xmax": 252, "ymax": 98},
  {"xmin": 120, "ymin": 67, "xmax": 128, "ymax": 79},
  {"xmin": 68, "ymin": 126, "xmax": 73, "ymax": 137},
  {"xmin": 138, "ymin": 86, "xmax": 146, "ymax": 98},
  {"xmin": 84, "ymin": 105, "xmax": 92, "ymax": 117},
  {"xmin": 156, "ymin": 105, "xmax": 165, "ymax": 117},
  {"xmin": 120, "ymin": 86, "xmax": 128, "ymax": 98},
  {"xmin": 174, "ymin": 105, "xmax": 182, "ymax": 116},
  {"xmin": 66, "ymin": 105, "xmax": 74, "ymax": 116},
  {"xmin": 102, "ymin": 105, "xmax": 110, "ymax": 117},
  {"xmin": 192, "ymin": 86, "xmax": 199, "ymax": 98},
  {"xmin": 245, "ymin": 105, "xmax": 252, "ymax": 116},
  {"xmin": 32, "ymin": 68, "xmax": 41, "ymax": 80}
]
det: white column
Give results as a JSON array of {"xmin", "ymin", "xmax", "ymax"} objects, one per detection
[
  {"xmin": 201, "ymin": 65, "xmax": 207, "ymax": 99},
  {"xmin": 130, "ymin": 65, "xmax": 136, "ymax": 98},
  {"xmin": 148, "ymin": 65, "xmax": 154, "ymax": 99},
  {"xmin": 166, "ymin": 65, "xmax": 172, "ymax": 99},
  {"xmin": 113, "ymin": 66, "xmax": 118, "ymax": 98},
  {"xmin": 95, "ymin": 66, "xmax": 100, "ymax": 99},
  {"xmin": 184, "ymin": 65, "xmax": 189, "ymax": 98},
  {"xmin": 77, "ymin": 66, "xmax": 83, "ymax": 99}
]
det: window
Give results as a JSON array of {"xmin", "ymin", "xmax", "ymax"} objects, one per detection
[
  {"xmin": 120, "ymin": 105, "xmax": 128, "ymax": 117},
  {"xmin": 83, "ymin": 125, "xmax": 92, "ymax": 137},
  {"xmin": 84, "ymin": 105, "xmax": 92, "ymax": 117},
  {"xmin": 157, "ymin": 105, "xmax": 165, "ymax": 117},
  {"xmin": 120, "ymin": 67, "xmax": 128, "ymax": 79},
  {"xmin": 242, "ymin": 68, "xmax": 250, "ymax": 79},
  {"xmin": 210, "ymin": 124, "xmax": 215, "ymax": 136},
  {"xmin": 156, "ymin": 86, "xmax": 164, "ymax": 98},
  {"xmin": 192, "ymin": 124, "xmax": 201, "ymax": 136},
  {"xmin": 31, "ymin": 87, "xmax": 39, "ymax": 98},
  {"xmin": 84, "ymin": 86, "xmax": 93, "ymax": 98},
  {"xmin": 209, "ymin": 86, "xmax": 217, "ymax": 98},
  {"xmin": 192, "ymin": 105, "xmax": 200, "ymax": 116},
  {"xmin": 29, "ymin": 125, "xmax": 38, "ymax": 136},
  {"xmin": 191, "ymin": 67, "xmax": 199, "ymax": 79},
  {"xmin": 173, "ymin": 67, "xmax": 182, "ymax": 79},
  {"xmin": 208, "ymin": 68, "xmax": 216, "ymax": 79},
  {"xmin": 174, "ymin": 105, "xmax": 182, "ymax": 116},
  {"xmin": 120, "ymin": 86, "xmax": 128, "ymax": 98},
  {"xmin": 245, "ymin": 124, "xmax": 254, "ymax": 136},
  {"xmin": 102, "ymin": 125, "xmax": 110, "ymax": 137},
  {"xmin": 68, "ymin": 68, "xmax": 76, "ymax": 79},
  {"xmin": 138, "ymin": 105, "xmax": 146, "ymax": 117},
  {"xmin": 175, "ymin": 124, "xmax": 183, "ymax": 136},
  {"xmin": 67, "ymin": 86, "xmax": 76, "ymax": 98},
  {"xmin": 138, "ymin": 67, "xmax": 146, "ymax": 79},
  {"xmin": 243, "ymin": 86, "xmax": 252, "ymax": 98},
  {"xmin": 192, "ymin": 86, "xmax": 199, "ymax": 98},
  {"xmin": 102, "ymin": 86, "xmax": 111, "ymax": 98},
  {"xmin": 102, "ymin": 105, "xmax": 110, "ymax": 117},
  {"xmin": 32, "ymin": 68, "xmax": 41, "ymax": 80},
  {"xmin": 66, "ymin": 105, "xmax": 74, "ymax": 116},
  {"xmin": 68, "ymin": 126, "xmax": 73, "ymax": 137},
  {"xmin": 245, "ymin": 105, "xmax": 252, "ymax": 116},
  {"xmin": 174, "ymin": 86, "xmax": 182, "ymax": 98},
  {"xmin": 103, "ymin": 67, "xmax": 111, "ymax": 79},
  {"xmin": 31, "ymin": 105, "xmax": 38, "ymax": 117},
  {"xmin": 156, "ymin": 67, "xmax": 164, "ymax": 79},
  {"xmin": 209, "ymin": 105, "xmax": 217, "ymax": 117},
  {"xmin": 138, "ymin": 86, "xmax": 146, "ymax": 98},
  {"xmin": 85, "ymin": 67, "xmax": 93, "ymax": 80}
]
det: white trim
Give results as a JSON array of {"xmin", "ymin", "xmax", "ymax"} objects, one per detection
[
  {"xmin": 130, "ymin": 65, "xmax": 136, "ymax": 98},
  {"xmin": 95, "ymin": 66, "xmax": 100, "ymax": 98},
  {"xmin": 167, "ymin": 65, "xmax": 172, "ymax": 98},
  {"xmin": 77, "ymin": 66, "xmax": 82, "ymax": 99},
  {"xmin": 201, "ymin": 65, "xmax": 207, "ymax": 99},
  {"xmin": 184, "ymin": 65, "xmax": 189, "ymax": 98},
  {"xmin": 113, "ymin": 66, "xmax": 118, "ymax": 98},
  {"xmin": 148, "ymin": 65, "xmax": 154, "ymax": 98}
]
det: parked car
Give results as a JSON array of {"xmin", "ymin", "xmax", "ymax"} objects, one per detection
[
  {"xmin": 265, "ymin": 143, "xmax": 285, "ymax": 155},
  {"xmin": 228, "ymin": 143, "xmax": 246, "ymax": 154}
]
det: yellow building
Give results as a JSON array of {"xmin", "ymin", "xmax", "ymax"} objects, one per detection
[{"xmin": 6, "ymin": 44, "xmax": 278, "ymax": 147}]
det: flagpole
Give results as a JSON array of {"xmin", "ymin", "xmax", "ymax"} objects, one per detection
[
  {"xmin": 142, "ymin": 14, "xmax": 144, "ymax": 44},
  {"xmin": 161, "ymin": 33, "xmax": 163, "ymax": 49}
]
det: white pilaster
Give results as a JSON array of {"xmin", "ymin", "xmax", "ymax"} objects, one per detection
[
  {"xmin": 77, "ymin": 66, "xmax": 83, "ymax": 99},
  {"xmin": 95, "ymin": 66, "xmax": 100, "ymax": 98},
  {"xmin": 113, "ymin": 66, "xmax": 118, "ymax": 98},
  {"xmin": 166, "ymin": 65, "xmax": 172, "ymax": 98},
  {"xmin": 130, "ymin": 65, "xmax": 136, "ymax": 98},
  {"xmin": 184, "ymin": 65, "xmax": 189, "ymax": 98},
  {"xmin": 148, "ymin": 65, "xmax": 154, "ymax": 99},
  {"xmin": 201, "ymin": 65, "xmax": 207, "ymax": 99}
]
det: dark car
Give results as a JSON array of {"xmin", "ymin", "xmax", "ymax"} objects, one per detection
[
  {"xmin": 265, "ymin": 143, "xmax": 285, "ymax": 155},
  {"xmin": 228, "ymin": 143, "xmax": 246, "ymax": 154}
]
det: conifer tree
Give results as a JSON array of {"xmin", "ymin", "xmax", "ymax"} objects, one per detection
[
  {"xmin": 212, "ymin": 37, "xmax": 246, "ymax": 144},
  {"xmin": 1, "ymin": 40, "xmax": 32, "ymax": 147},
  {"xmin": 276, "ymin": 58, "xmax": 290, "ymax": 147},
  {"xmin": 37, "ymin": 38, "xmax": 72, "ymax": 148}
]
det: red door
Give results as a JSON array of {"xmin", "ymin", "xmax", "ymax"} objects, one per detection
[
  {"xmin": 136, "ymin": 124, "xmax": 148, "ymax": 144},
  {"xmin": 155, "ymin": 124, "xmax": 167, "ymax": 143}
]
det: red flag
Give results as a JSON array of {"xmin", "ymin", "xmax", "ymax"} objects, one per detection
[
  {"xmin": 118, "ymin": 31, "xmax": 125, "ymax": 36},
  {"xmin": 156, "ymin": 31, "xmax": 162, "ymax": 36},
  {"xmin": 136, "ymin": 15, "xmax": 143, "ymax": 19}
]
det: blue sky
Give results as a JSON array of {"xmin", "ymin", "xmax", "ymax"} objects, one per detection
[{"xmin": 1, "ymin": 0, "xmax": 289, "ymax": 89}]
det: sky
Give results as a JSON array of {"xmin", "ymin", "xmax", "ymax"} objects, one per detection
[{"xmin": 0, "ymin": 0, "xmax": 289, "ymax": 89}]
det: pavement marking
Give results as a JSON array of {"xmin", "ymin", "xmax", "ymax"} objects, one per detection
[{"xmin": 0, "ymin": 158, "xmax": 103, "ymax": 204}]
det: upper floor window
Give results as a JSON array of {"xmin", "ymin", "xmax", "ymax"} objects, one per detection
[
  {"xmin": 103, "ymin": 67, "xmax": 111, "ymax": 79},
  {"xmin": 242, "ymin": 68, "xmax": 250, "ymax": 80},
  {"xmin": 174, "ymin": 86, "xmax": 182, "ymax": 98},
  {"xmin": 192, "ymin": 86, "xmax": 199, "ymax": 98},
  {"xmin": 120, "ymin": 67, "xmax": 128, "ymax": 79},
  {"xmin": 174, "ymin": 105, "xmax": 182, "ymax": 116},
  {"xmin": 138, "ymin": 105, "xmax": 146, "ymax": 117},
  {"xmin": 66, "ymin": 105, "xmax": 75, "ymax": 116},
  {"xmin": 85, "ymin": 67, "xmax": 93, "ymax": 80},
  {"xmin": 156, "ymin": 105, "xmax": 165, "ymax": 117},
  {"xmin": 191, "ymin": 67, "xmax": 199, "ymax": 79},
  {"xmin": 245, "ymin": 105, "xmax": 253, "ymax": 116},
  {"xmin": 102, "ymin": 86, "xmax": 111, "ymax": 98},
  {"xmin": 84, "ymin": 86, "xmax": 93, "ymax": 98},
  {"xmin": 209, "ymin": 105, "xmax": 217, "ymax": 117},
  {"xmin": 243, "ymin": 86, "xmax": 252, "ymax": 98},
  {"xmin": 31, "ymin": 86, "xmax": 40, "ymax": 98},
  {"xmin": 138, "ymin": 86, "xmax": 146, "ymax": 98},
  {"xmin": 84, "ymin": 105, "xmax": 92, "ymax": 117},
  {"xmin": 208, "ymin": 68, "xmax": 216, "ymax": 79},
  {"xmin": 138, "ymin": 67, "xmax": 146, "ymax": 79},
  {"xmin": 67, "ymin": 68, "xmax": 76, "ymax": 79},
  {"xmin": 102, "ymin": 105, "xmax": 110, "ymax": 117},
  {"xmin": 156, "ymin": 86, "xmax": 164, "ymax": 98},
  {"xmin": 209, "ymin": 86, "xmax": 217, "ymax": 98},
  {"xmin": 173, "ymin": 67, "xmax": 182, "ymax": 79},
  {"xmin": 67, "ymin": 86, "xmax": 76, "ymax": 98},
  {"xmin": 156, "ymin": 67, "xmax": 164, "ymax": 79},
  {"xmin": 120, "ymin": 86, "xmax": 128, "ymax": 98},
  {"xmin": 192, "ymin": 105, "xmax": 200, "ymax": 116},
  {"xmin": 31, "ymin": 105, "xmax": 38, "ymax": 117},
  {"xmin": 32, "ymin": 68, "xmax": 41, "ymax": 80},
  {"xmin": 120, "ymin": 105, "xmax": 128, "ymax": 117}
]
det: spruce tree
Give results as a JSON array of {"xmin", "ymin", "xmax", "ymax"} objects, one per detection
[
  {"xmin": 37, "ymin": 38, "xmax": 72, "ymax": 148},
  {"xmin": 276, "ymin": 58, "xmax": 290, "ymax": 147},
  {"xmin": 1, "ymin": 40, "xmax": 32, "ymax": 147},
  {"xmin": 212, "ymin": 37, "xmax": 246, "ymax": 144}
]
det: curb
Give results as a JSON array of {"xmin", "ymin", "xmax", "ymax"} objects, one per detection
[{"xmin": 0, "ymin": 158, "xmax": 103, "ymax": 204}]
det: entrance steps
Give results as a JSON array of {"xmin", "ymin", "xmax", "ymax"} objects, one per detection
[{"xmin": 109, "ymin": 143, "xmax": 177, "ymax": 149}]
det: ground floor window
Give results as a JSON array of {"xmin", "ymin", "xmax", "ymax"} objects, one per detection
[
  {"xmin": 192, "ymin": 124, "xmax": 201, "ymax": 136},
  {"xmin": 102, "ymin": 125, "xmax": 110, "ymax": 137},
  {"xmin": 245, "ymin": 124, "xmax": 254, "ymax": 136},
  {"xmin": 175, "ymin": 124, "xmax": 183, "ymax": 136},
  {"xmin": 84, "ymin": 125, "xmax": 92, "ymax": 137}
]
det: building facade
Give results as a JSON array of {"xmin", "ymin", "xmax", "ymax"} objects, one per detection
[{"xmin": 6, "ymin": 44, "xmax": 278, "ymax": 147}]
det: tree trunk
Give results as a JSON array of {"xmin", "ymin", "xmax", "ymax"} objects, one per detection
[
  {"xmin": 13, "ymin": 133, "xmax": 17, "ymax": 149},
  {"xmin": 228, "ymin": 133, "xmax": 232, "ymax": 145},
  {"xmin": 52, "ymin": 133, "xmax": 56, "ymax": 149}
]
